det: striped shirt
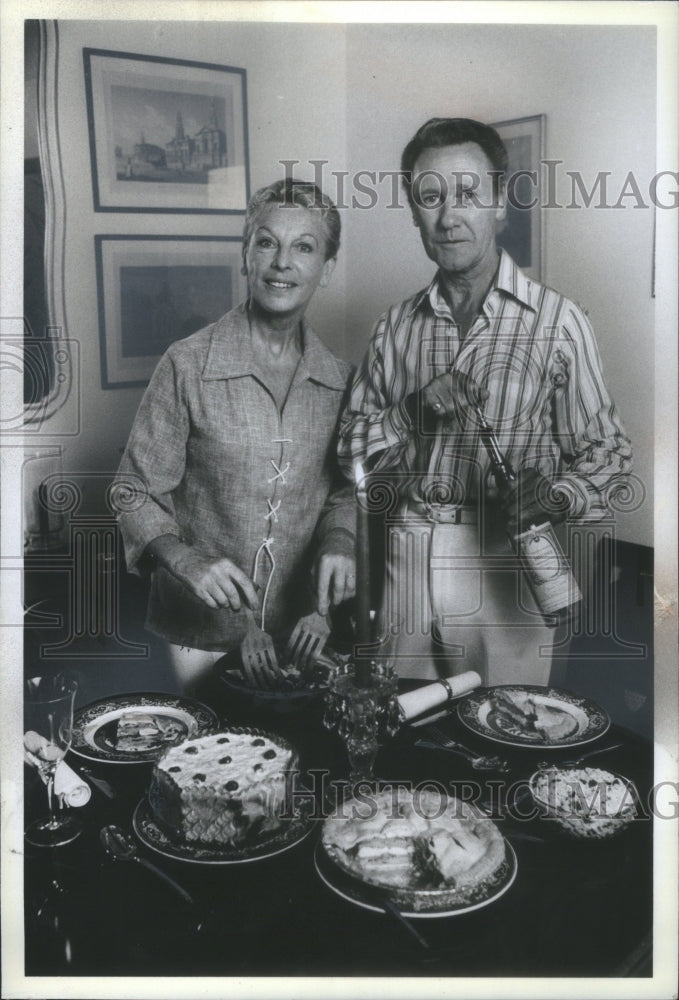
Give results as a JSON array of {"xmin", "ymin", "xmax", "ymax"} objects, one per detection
[{"xmin": 338, "ymin": 251, "xmax": 632, "ymax": 519}]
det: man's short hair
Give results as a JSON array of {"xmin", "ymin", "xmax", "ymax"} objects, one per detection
[
  {"xmin": 242, "ymin": 178, "xmax": 341, "ymax": 262},
  {"xmin": 401, "ymin": 118, "xmax": 508, "ymax": 209}
]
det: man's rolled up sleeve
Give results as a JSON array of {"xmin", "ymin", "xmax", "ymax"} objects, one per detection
[
  {"xmin": 338, "ymin": 316, "xmax": 415, "ymax": 476},
  {"xmin": 551, "ymin": 304, "xmax": 633, "ymax": 520}
]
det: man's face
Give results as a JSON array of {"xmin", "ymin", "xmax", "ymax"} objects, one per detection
[{"xmin": 410, "ymin": 142, "xmax": 505, "ymax": 278}]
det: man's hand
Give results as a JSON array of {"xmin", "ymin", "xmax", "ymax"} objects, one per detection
[
  {"xmin": 421, "ymin": 370, "xmax": 489, "ymax": 419},
  {"xmin": 501, "ymin": 468, "xmax": 571, "ymax": 533},
  {"xmin": 147, "ymin": 536, "xmax": 260, "ymax": 612},
  {"xmin": 315, "ymin": 553, "xmax": 356, "ymax": 617}
]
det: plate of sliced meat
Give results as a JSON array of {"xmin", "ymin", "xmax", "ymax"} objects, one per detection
[{"xmin": 457, "ymin": 685, "xmax": 610, "ymax": 748}]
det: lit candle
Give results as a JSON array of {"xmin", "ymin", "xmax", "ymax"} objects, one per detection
[{"xmin": 354, "ymin": 460, "xmax": 372, "ymax": 685}]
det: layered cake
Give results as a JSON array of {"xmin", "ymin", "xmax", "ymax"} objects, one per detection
[
  {"xmin": 115, "ymin": 712, "xmax": 186, "ymax": 752},
  {"xmin": 322, "ymin": 787, "xmax": 505, "ymax": 891},
  {"xmin": 149, "ymin": 730, "xmax": 297, "ymax": 846},
  {"xmin": 490, "ymin": 689, "xmax": 578, "ymax": 741}
]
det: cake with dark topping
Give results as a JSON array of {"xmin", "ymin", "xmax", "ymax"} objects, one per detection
[{"xmin": 149, "ymin": 730, "xmax": 297, "ymax": 846}]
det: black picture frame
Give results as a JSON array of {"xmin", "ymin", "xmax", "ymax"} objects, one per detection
[
  {"xmin": 493, "ymin": 114, "xmax": 545, "ymax": 280},
  {"xmin": 83, "ymin": 48, "xmax": 249, "ymax": 214},
  {"xmin": 94, "ymin": 234, "xmax": 247, "ymax": 388}
]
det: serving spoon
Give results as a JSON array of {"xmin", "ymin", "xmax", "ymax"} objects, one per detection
[{"xmin": 100, "ymin": 825, "xmax": 194, "ymax": 905}]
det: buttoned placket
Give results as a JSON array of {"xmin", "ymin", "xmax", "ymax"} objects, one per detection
[{"xmin": 424, "ymin": 298, "xmax": 494, "ymax": 502}]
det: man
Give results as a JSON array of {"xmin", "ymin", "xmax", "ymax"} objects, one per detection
[{"xmin": 339, "ymin": 118, "xmax": 632, "ymax": 685}]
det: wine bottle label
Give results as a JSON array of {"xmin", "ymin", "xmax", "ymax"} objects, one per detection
[{"xmin": 514, "ymin": 521, "xmax": 582, "ymax": 616}]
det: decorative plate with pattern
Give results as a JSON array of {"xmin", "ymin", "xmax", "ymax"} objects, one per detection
[
  {"xmin": 133, "ymin": 786, "xmax": 315, "ymax": 865},
  {"xmin": 457, "ymin": 685, "xmax": 610, "ymax": 748},
  {"xmin": 315, "ymin": 840, "xmax": 517, "ymax": 918},
  {"xmin": 71, "ymin": 692, "xmax": 219, "ymax": 764}
]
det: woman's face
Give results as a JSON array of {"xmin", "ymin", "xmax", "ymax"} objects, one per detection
[{"xmin": 244, "ymin": 204, "xmax": 335, "ymax": 318}]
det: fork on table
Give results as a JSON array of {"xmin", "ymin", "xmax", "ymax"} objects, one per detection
[
  {"xmin": 417, "ymin": 724, "xmax": 510, "ymax": 772},
  {"xmin": 239, "ymin": 606, "xmax": 283, "ymax": 689},
  {"xmin": 284, "ymin": 611, "xmax": 330, "ymax": 673}
]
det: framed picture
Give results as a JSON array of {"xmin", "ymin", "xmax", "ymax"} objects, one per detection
[
  {"xmin": 83, "ymin": 49, "xmax": 249, "ymax": 213},
  {"xmin": 493, "ymin": 114, "xmax": 544, "ymax": 280},
  {"xmin": 95, "ymin": 235, "xmax": 247, "ymax": 388}
]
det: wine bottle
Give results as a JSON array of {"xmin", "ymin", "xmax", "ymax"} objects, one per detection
[{"xmin": 474, "ymin": 405, "xmax": 582, "ymax": 626}]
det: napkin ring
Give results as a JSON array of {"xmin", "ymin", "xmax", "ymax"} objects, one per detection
[{"xmin": 438, "ymin": 678, "xmax": 455, "ymax": 702}]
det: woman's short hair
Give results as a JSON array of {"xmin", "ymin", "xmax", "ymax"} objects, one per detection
[
  {"xmin": 242, "ymin": 178, "xmax": 341, "ymax": 262},
  {"xmin": 401, "ymin": 118, "xmax": 508, "ymax": 208}
]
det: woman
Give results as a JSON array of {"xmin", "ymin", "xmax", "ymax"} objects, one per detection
[{"xmin": 116, "ymin": 179, "xmax": 356, "ymax": 694}]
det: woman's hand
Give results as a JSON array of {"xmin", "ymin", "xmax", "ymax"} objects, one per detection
[
  {"xmin": 314, "ymin": 553, "xmax": 356, "ymax": 617},
  {"xmin": 146, "ymin": 536, "xmax": 260, "ymax": 612}
]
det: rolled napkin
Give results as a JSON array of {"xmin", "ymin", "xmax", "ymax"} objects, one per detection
[
  {"xmin": 54, "ymin": 760, "xmax": 91, "ymax": 807},
  {"xmin": 397, "ymin": 671, "xmax": 482, "ymax": 722}
]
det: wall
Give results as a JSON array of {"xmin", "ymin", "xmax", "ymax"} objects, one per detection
[{"xmin": 40, "ymin": 19, "xmax": 655, "ymax": 545}]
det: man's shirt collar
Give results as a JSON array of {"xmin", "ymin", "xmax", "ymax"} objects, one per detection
[{"xmin": 408, "ymin": 249, "xmax": 540, "ymax": 319}]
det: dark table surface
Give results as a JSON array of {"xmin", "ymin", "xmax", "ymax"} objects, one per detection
[{"xmin": 24, "ymin": 678, "xmax": 654, "ymax": 980}]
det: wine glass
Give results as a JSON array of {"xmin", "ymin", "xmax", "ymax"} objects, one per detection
[{"xmin": 24, "ymin": 674, "xmax": 81, "ymax": 847}]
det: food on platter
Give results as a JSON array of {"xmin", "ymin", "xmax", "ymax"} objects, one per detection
[
  {"xmin": 115, "ymin": 712, "xmax": 186, "ymax": 752},
  {"xmin": 322, "ymin": 787, "xmax": 505, "ymax": 892},
  {"xmin": 222, "ymin": 649, "xmax": 344, "ymax": 694},
  {"xmin": 148, "ymin": 730, "xmax": 297, "ymax": 847},
  {"xmin": 530, "ymin": 766, "xmax": 638, "ymax": 839},
  {"xmin": 490, "ymin": 689, "xmax": 578, "ymax": 741}
]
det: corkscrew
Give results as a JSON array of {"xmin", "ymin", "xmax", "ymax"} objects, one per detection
[{"xmin": 472, "ymin": 402, "xmax": 516, "ymax": 488}]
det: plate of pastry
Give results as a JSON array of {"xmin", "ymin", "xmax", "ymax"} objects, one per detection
[
  {"xmin": 71, "ymin": 692, "xmax": 219, "ymax": 764},
  {"xmin": 216, "ymin": 647, "xmax": 345, "ymax": 717},
  {"xmin": 316, "ymin": 786, "xmax": 517, "ymax": 916},
  {"xmin": 133, "ymin": 727, "xmax": 314, "ymax": 863},
  {"xmin": 457, "ymin": 685, "xmax": 610, "ymax": 748}
]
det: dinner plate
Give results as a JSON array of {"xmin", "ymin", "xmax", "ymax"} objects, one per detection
[
  {"xmin": 314, "ymin": 840, "xmax": 518, "ymax": 918},
  {"xmin": 71, "ymin": 692, "xmax": 219, "ymax": 764},
  {"xmin": 133, "ymin": 790, "xmax": 315, "ymax": 865},
  {"xmin": 457, "ymin": 685, "xmax": 610, "ymax": 749}
]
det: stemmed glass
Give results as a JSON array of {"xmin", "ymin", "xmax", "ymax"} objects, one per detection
[{"xmin": 24, "ymin": 674, "xmax": 82, "ymax": 847}]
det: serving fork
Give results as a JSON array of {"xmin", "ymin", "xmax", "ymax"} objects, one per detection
[
  {"xmin": 239, "ymin": 606, "xmax": 283, "ymax": 689},
  {"xmin": 415, "ymin": 724, "xmax": 511, "ymax": 772},
  {"xmin": 284, "ymin": 611, "xmax": 330, "ymax": 672}
]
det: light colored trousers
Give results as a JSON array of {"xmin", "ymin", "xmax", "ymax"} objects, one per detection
[{"xmin": 380, "ymin": 510, "xmax": 557, "ymax": 686}]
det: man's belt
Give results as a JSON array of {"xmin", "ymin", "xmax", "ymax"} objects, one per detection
[{"xmin": 402, "ymin": 500, "xmax": 478, "ymax": 524}]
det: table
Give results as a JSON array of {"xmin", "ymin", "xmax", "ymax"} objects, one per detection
[{"xmin": 23, "ymin": 680, "xmax": 653, "ymax": 980}]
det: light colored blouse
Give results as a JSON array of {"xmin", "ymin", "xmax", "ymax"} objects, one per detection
[{"xmin": 117, "ymin": 304, "xmax": 355, "ymax": 651}]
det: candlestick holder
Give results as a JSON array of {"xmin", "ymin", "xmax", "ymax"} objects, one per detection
[{"xmin": 323, "ymin": 658, "xmax": 400, "ymax": 785}]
